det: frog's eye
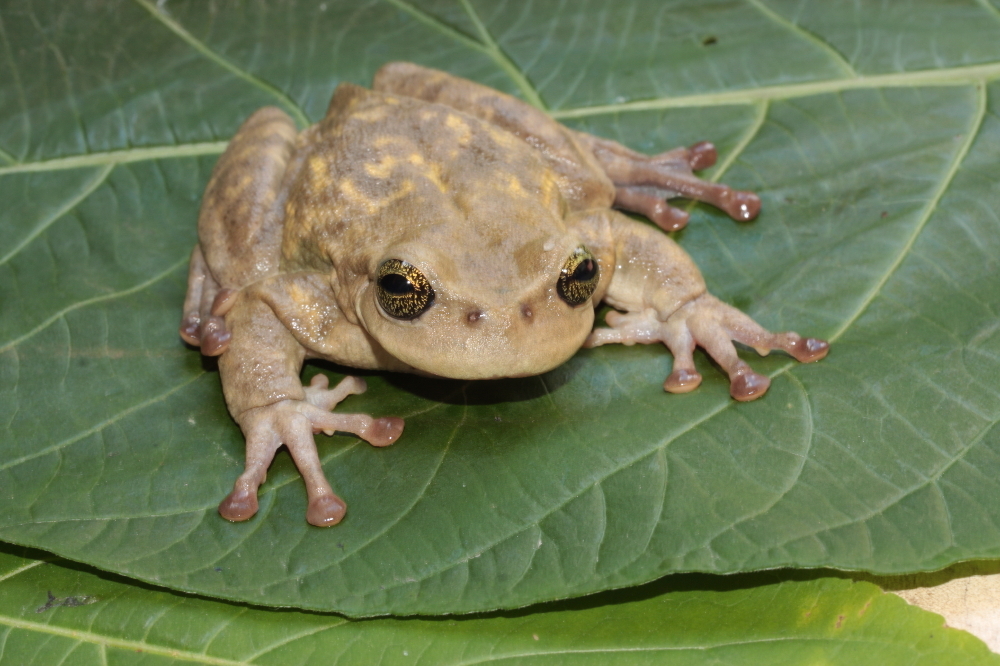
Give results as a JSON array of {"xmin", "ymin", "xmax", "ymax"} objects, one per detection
[
  {"xmin": 376, "ymin": 259, "xmax": 435, "ymax": 319},
  {"xmin": 557, "ymin": 246, "xmax": 599, "ymax": 306}
]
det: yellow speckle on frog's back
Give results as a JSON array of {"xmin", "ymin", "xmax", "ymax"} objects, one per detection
[
  {"xmin": 350, "ymin": 105, "xmax": 391, "ymax": 123},
  {"xmin": 364, "ymin": 155, "xmax": 399, "ymax": 179},
  {"xmin": 308, "ymin": 155, "xmax": 333, "ymax": 189},
  {"xmin": 445, "ymin": 113, "xmax": 473, "ymax": 145},
  {"xmin": 504, "ymin": 173, "xmax": 528, "ymax": 198},
  {"xmin": 338, "ymin": 177, "xmax": 417, "ymax": 216}
]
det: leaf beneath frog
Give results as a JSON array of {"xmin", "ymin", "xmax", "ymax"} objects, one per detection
[
  {"xmin": 1, "ymin": 544, "xmax": 997, "ymax": 666},
  {"xmin": 1, "ymin": 0, "xmax": 999, "ymax": 615}
]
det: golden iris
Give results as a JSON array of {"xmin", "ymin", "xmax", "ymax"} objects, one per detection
[
  {"xmin": 557, "ymin": 246, "xmax": 599, "ymax": 306},
  {"xmin": 376, "ymin": 259, "xmax": 435, "ymax": 319}
]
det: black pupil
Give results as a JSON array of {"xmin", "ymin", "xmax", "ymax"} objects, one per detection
[
  {"xmin": 379, "ymin": 273, "xmax": 413, "ymax": 295},
  {"xmin": 573, "ymin": 258, "xmax": 596, "ymax": 282}
]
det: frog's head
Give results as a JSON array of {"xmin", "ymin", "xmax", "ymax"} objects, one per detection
[{"xmin": 356, "ymin": 232, "xmax": 599, "ymax": 380}]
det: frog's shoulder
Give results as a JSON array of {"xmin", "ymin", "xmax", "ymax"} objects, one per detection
[{"xmin": 324, "ymin": 81, "xmax": 404, "ymax": 122}]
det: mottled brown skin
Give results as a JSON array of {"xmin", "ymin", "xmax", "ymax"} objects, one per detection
[{"xmin": 181, "ymin": 62, "xmax": 828, "ymax": 527}]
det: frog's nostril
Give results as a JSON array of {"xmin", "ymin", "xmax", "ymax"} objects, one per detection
[
  {"xmin": 466, "ymin": 310, "xmax": 484, "ymax": 324},
  {"xmin": 520, "ymin": 304, "xmax": 533, "ymax": 320}
]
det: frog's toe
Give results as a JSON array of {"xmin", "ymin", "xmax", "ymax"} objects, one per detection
[
  {"xmin": 664, "ymin": 368, "xmax": 702, "ymax": 393},
  {"xmin": 200, "ymin": 316, "xmax": 232, "ymax": 355},
  {"xmin": 304, "ymin": 374, "xmax": 368, "ymax": 411},
  {"xmin": 180, "ymin": 245, "xmax": 208, "ymax": 346},
  {"xmin": 685, "ymin": 141, "xmax": 717, "ymax": 170},
  {"xmin": 787, "ymin": 336, "xmax": 830, "ymax": 363},
  {"xmin": 364, "ymin": 417, "xmax": 405, "ymax": 447},
  {"xmin": 717, "ymin": 188, "xmax": 761, "ymax": 222},
  {"xmin": 728, "ymin": 362, "xmax": 771, "ymax": 401},
  {"xmin": 614, "ymin": 186, "xmax": 690, "ymax": 231},
  {"xmin": 179, "ymin": 314, "xmax": 202, "ymax": 346},
  {"xmin": 180, "ymin": 244, "xmax": 237, "ymax": 354},
  {"xmin": 219, "ymin": 488, "xmax": 259, "ymax": 522},
  {"xmin": 306, "ymin": 493, "xmax": 347, "ymax": 527}
]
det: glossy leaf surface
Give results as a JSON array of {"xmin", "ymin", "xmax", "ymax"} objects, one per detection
[
  {"xmin": 1, "ymin": 0, "xmax": 999, "ymax": 615},
  {"xmin": 0, "ymin": 546, "xmax": 996, "ymax": 665}
]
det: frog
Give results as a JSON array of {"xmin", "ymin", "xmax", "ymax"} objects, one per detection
[{"xmin": 180, "ymin": 62, "xmax": 829, "ymax": 527}]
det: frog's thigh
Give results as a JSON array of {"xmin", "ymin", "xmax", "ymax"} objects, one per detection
[
  {"xmin": 185, "ymin": 107, "xmax": 298, "ymax": 355},
  {"xmin": 198, "ymin": 106, "xmax": 298, "ymax": 289}
]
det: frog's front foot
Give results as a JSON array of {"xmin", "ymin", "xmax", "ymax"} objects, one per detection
[
  {"xmin": 585, "ymin": 294, "xmax": 828, "ymax": 401},
  {"xmin": 179, "ymin": 245, "xmax": 238, "ymax": 356},
  {"xmin": 219, "ymin": 374, "xmax": 404, "ymax": 526}
]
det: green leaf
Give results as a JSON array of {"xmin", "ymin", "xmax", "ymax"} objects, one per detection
[
  {"xmin": 1, "ymin": 0, "xmax": 999, "ymax": 615},
  {"xmin": 0, "ymin": 545, "xmax": 996, "ymax": 665}
]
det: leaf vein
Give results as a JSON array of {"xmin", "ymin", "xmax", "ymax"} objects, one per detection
[
  {"xmin": 457, "ymin": 0, "xmax": 546, "ymax": 109},
  {"xmin": 0, "ymin": 164, "xmax": 113, "ymax": 268},
  {"xmin": 0, "ymin": 559, "xmax": 47, "ymax": 585},
  {"xmin": 743, "ymin": 0, "xmax": 857, "ymax": 78},
  {"xmin": 319, "ymin": 393, "xmax": 467, "ymax": 568},
  {"xmin": 243, "ymin": 624, "xmax": 343, "ymax": 662},
  {"xmin": 380, "ymin": 0, "xmax": 490, "ymax": 55},
  {"xmin": 0, "ymin": 613, "xmax": 247, "ymax": 666},
  {"xmin": 447, "ymin": 637, "xmax": 907, "ymax": 666},
  {"xmin": 0, "ymin": 372, "xmax": 205, "ymax": 474},
  {"xmin": 827, "ymin": 82, "xmax": 988, "ymax": 342},
  {"xmin": 771, "ymin": 412, "xmax": 1000, "ymax": 556},
  {"xmin": 130, "ymin": 0, "xmax": 309, "ymax": 127},
  {"xmin": 0, "ymin": 142, "xmax": 228, "ymax": 176},
  {"xmin": 0, "ymin": 256, "xmax": 188, "ymax": 355},
  {"xmin": 974, "ymin": 0, "xmax": 1000, "ymax": 25},
  {"xmin": 551, "ymin": 64, "xmax": 1000, "ymax": 119},
  {"xmin": 707, "ymin": 372, "xmax": 813, "ymax": 549}
]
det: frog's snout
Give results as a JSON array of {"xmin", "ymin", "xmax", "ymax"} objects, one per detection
[
  {"xmin": 363, "ymin": 293, "xmax": 595, "ymax": 380},
  {"xmin": 463, "ymin": 302, "xmax": 535, "ymax": 327}
]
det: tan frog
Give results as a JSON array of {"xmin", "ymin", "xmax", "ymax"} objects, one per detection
[{"xmin": 180, "ymin": 62, "xmax": 828, "ymax": 527}]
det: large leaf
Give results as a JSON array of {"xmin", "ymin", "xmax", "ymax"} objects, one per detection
[
  {"xmin": 0, "ymin": 545, "xmax": 997, "ymax": 665},
  {"xmin": 1, "ymin": 0, "xmax": 999, "ymax": 615}
]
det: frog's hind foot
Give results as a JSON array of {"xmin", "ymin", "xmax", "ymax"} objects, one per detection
[
  {"xmin": 179, "ymin": 245, "xmax": 236, "ymax": 356},
  {"xmin": 219, "ymin": 374, "xmax": 405, "ymax": 526},
  {"xmin": 579, "ymin": 134, "xmax": 761, "ymax": 231},
  {"xmin": 585, "ymin": 295, "xmax": 828, "ymax": 402}
]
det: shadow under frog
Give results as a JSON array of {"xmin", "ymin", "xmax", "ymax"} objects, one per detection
[{"xmin": 180, "ymin": 62, "xmax": 828, "ymax": 527}]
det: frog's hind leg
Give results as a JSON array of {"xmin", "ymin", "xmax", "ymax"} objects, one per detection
[
  {"xmin": 575, "ymin": 133, "xmax": 761, "ymax": 231},
  {"xmin": 181, "ymin": 106, "xmax": 298, "ymax": 356}
]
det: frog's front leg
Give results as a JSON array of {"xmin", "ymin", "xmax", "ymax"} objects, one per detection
[
  {"xmin": 574, "ymin": 133, "xmax": 761, "ymax": 232},
  {"xmin": 218, "ymin": 289, "xmax": 403, "ymax": 526},
  {"xmin": 584, "ymin": 212, "xmax": 827, "ymax": 401}
]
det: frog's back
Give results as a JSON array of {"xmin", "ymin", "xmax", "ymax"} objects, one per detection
[{"xmin": 280, "ymin": 83, "xmax": 572, "ymax": 279}]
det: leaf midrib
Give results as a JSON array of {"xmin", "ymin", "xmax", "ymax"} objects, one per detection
[
  {"xmin": 1, "ymin": 63, "xmax": 996, "ymax": 177},
  {"xmin": 0, "ymin": 613, "xmax": 247, "ymax": 666}
]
